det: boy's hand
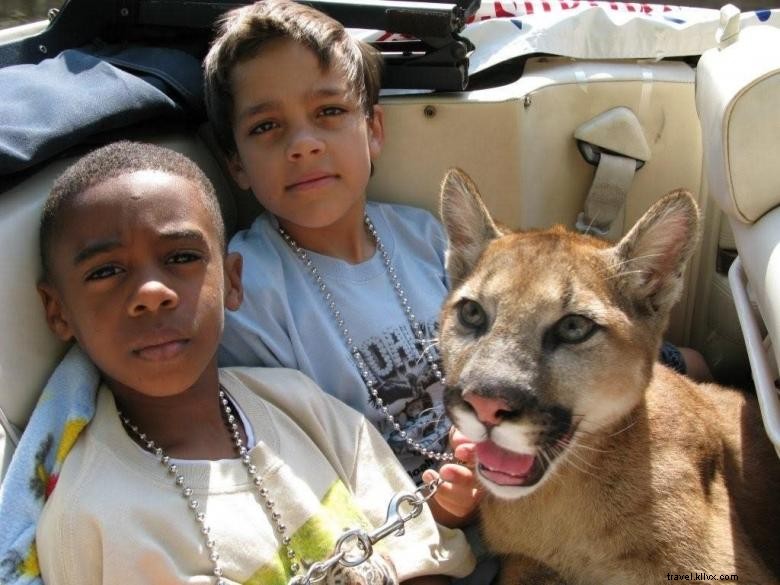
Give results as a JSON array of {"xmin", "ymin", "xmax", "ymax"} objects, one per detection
[
  {"xmin": 422, "ymin": 428, "xmax": 482, "ymax": 529},
  {"xmin": 449, "ymin": 427, "xmax": 476, "ymax": 466}
]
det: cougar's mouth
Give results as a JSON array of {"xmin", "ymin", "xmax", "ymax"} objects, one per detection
[
  {"xmin": 475, "ymin": 425, "xmax": 576, "ymax": 488},
  {"xmin": 476, "ymin": 441, "xmax": 544, "ymax": 486}
]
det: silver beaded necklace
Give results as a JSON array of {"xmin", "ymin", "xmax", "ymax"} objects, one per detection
[
  {"xmin": 119, "ymin": 388, "xmax": 303, "ymax": 585},
  {"xmin": 278, "ymin": 213, "xmax": 453, "ymax": 463}
]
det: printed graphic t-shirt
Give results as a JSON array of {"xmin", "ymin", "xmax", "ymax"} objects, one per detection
[{"xmin": 220, "ymin": 203, "xmax": 451, "ymax": 480}]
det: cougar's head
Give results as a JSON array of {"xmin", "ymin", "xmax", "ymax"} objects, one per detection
[{"xmin": 438, "ymin": 169, "xmax": 700, "ymax": 499}]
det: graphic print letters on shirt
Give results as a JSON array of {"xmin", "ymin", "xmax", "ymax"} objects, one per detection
[{"xmin": 358, "ymin": 318, "xmax": 451, "ymax": 480}]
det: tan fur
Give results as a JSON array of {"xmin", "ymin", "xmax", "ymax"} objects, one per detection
[{"xmin": 437, "ymin": 169, "xmax": 780, "ymax": 585}]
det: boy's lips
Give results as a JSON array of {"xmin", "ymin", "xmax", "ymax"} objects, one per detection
[
  {"xmin": 286, "ymin": 172, "xmax": 337, "ymax": 192},
  {"xmin": 132, "ymin": 335, "xmax": 190, "ymax": 361}
]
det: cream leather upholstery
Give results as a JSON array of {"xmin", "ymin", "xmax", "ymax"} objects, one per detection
[
  {"xmin": 696, "ymin": 22, "xmax": 780, "ymax": 455},
  {"xmin": 1, "ymin": 56, "xmax": 708, "ymax": 481},
  {"xmin": 697, "ymin": 25, "xmax": 780, "ymax": 224}
]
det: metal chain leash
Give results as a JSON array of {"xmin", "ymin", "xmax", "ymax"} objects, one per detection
[
  {"xmin": 277, "ymin": 215, "xmax": 454, "ymax": 464},
  {"xmin": 288, "ymin": 477, "xmax": 443, "ymax": 585}
]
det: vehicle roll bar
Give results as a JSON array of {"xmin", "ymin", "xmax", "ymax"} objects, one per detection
[{"xmin": 0, "ymin": 0, "xmax": 478, "ymax": 90}]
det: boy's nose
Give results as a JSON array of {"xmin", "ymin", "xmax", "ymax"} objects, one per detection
[
  {"xmin": 286, "ymin": 129, "xmax": 325, "ymax": 161},
  {"xmin": 129, "ymin": 278, "xmax": 179, "ymax": 316}
]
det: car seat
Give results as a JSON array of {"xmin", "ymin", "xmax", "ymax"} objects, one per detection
[{"xmin": 696, "ymin": 7, "xmax": 780, "ymax": 457}]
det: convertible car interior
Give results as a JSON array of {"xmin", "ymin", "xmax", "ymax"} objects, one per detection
[{"xmin": 1, "ymin": 0, "xmax": 779, "ymax": 488}]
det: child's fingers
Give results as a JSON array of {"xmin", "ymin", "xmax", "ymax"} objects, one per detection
[
  {"xmin": 449, "ymin": 427, "xmax": 472, "ymax": 449},
  {"xmin": 431, "ymin": 470, "xmax": 481, "ymax": 520},
  {"xmin": 422, "ymin": 468, "xmax": 440, "ymax": 485},
  {"xmin": 447, "ymin": 427, "xmax": 477, "ymax": 466},
  {"xmin": 424, "ymin": 465, "xmax": 475, "ymax": 488},
  {"xmin": 423, "ymin": 466, "xmax": 475, "ymax": 503},
  {"xmin": 438, "ymin": 462, "xmax": 474, "ymax": 485},
  {"xmin": 453, "ymin": 442, "xmax": 476, "ymax": 466},
  {"xmin": 424, "ymin": 464, "xmax": 480, "ymax": 510}
]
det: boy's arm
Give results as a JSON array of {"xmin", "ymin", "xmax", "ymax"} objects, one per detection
[
  {"xmin": 220, "ymin": 301, "xmax": 293, "ymax": 368},
  {"xmin": 219, "ymin": 234, "xmax": 299, "ymax": 370}
]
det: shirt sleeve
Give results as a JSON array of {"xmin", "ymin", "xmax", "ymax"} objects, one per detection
[
  {"xmin": 430, "ymin": 215, "xmax": 450, "ymax": 290},
  {"xmin": 219, "ymin": 226, "xmax": 299, "ymax": 370},
  {"xmin": 37, "ymin": 454, "xmax": 102, "ymax": 585},
  {"xmin": 219, "ymin": 304, "xmax": 291, "ymax": 368}
]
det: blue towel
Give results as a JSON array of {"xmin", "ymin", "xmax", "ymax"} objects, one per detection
[{"xmin": 0, "ymin": 345, "xmax": 99, "ymax": 585}]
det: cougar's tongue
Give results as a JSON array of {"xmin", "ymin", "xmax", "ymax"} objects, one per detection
[{"xmin": 476, "ymin": 441, "xmax": 536, "ymax": 485}]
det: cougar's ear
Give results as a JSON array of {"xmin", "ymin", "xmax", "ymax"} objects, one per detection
[
  {"xmin": 440, "ymin": 168, "xmax": 501, "ymax": 287},
  {"xmin": 610, "ymin": 189, "xmax": 700, "ymax": 315}
]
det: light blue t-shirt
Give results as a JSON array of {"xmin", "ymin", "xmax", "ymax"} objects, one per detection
[{"xmin": 220, "ymin": 202, "xmax": 451, "ymax": 480}]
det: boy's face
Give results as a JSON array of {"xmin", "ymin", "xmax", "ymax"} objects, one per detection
[
  {"xmin": 38, "ymin": 171, "xmax": 242, "ymax": 398},
  {"xmin": 228, "ymin": 38, "xmax": 384, "ymax": 232}
]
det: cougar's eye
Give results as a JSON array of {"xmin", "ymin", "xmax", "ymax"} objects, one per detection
[
  {"xmin": 554, "ymin": 314, "xmax": 597, "ymax": 344},
  {"xmin": 457, "ymin": 299, "xmax": 487, "ymax": 331}
]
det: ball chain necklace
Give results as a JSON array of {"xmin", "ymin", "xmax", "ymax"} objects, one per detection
[
  {"xmin": 278, "ymin": 213, "xmax": 453, "ymax": 464},
  {"xmin": 119, "ymin": 389, "xmax": 304, "ymax": 584}
]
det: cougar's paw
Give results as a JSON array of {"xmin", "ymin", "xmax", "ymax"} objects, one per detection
[{"xmin": 325, "ymin": 553, "xmax": 398, "ymax": 585}]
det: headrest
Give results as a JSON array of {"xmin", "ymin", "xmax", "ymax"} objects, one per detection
[{"xmin": 696, "ymin": 24, "xmax": 780, "ymax": 224}]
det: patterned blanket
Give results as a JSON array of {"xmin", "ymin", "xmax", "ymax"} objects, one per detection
[{"xmin": 0, "ymin": 345, "xmax": 98, "ymax": 585}]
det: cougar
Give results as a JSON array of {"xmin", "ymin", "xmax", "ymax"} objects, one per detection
[{"xmin": 437, "ymin": 169, "xmax": 780, "ymax": 584}]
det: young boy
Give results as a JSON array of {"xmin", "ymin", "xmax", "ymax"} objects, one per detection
[
  {"xmin": 205, "ymin": 0, "xmax": 479, "ymax": 529},
  {"xmin": 205, "ymin": 0, "xmax": 708, "ymax": 532},
  {"xmin": 34, "ymin": 141, "xmax": 474, "ymax": 585}
]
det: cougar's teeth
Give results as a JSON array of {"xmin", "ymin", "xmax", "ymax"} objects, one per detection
[{"xmin": 476, "ymin": 441, "xmax": 535, "ymax": 476}]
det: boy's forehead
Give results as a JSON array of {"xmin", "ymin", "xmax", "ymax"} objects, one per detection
[
  {"xmin": 58, "ymin": 171, "xmax": 219, "ymax": 242},
  {"xmin": 230, "ymin": 38, "xmax": 356, "ymax": 109},
  {"xmin": 70, "ymin": 171, "xmax": 206, "ymax": 216},
  {"xmin": 80, "ymin": 169, "xmax": 190, "ymax": 199}
]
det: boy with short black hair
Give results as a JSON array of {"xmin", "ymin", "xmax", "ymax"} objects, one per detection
[{"xmin": 34, "ymin": 140, "xmax": 473, "ymax": 585}]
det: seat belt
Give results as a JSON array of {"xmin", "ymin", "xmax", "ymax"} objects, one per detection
[
  {"xmin": 574, "ymin": 106, "xmax": 651, "ymax": 240},
  {"xmin": 0, "ymin": 404, "xmax": 20, "ymax": 447}
]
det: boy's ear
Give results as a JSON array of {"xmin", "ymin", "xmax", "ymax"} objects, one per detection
[
  {"xmin": 224, "ymin": 252, "xmax": 243, "ymax": 311},
  {"xmin": 37, "ymin": 282, "xmax": 75, "ymax": 341},
  {"xmin": 368, "ymin": 105, "xmax": 384, "ymax": 160},
  {"xmin": 227, "ymin": 153, "xmax": 251, "ymax": 191}
]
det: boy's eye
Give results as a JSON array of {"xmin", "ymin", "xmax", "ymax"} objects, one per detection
[
  {"xmin": 85, "ymin": 264, "xmax": 123, "ymax": 281},
  {"xmin": 319, "ymin": 106, "xmax": 347, "ymax": 117},
  {"xmin": 167, "ymin": 252, "xmax": 202, "ymax": 265},
  {"xmin": 249, "ymin": 120, "xmax": 279, "ymax": 135}
]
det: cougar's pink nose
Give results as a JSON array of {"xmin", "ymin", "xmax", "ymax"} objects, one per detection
[{"xmin": 464, "ymin": 394, "xmax": 511, "ymax": 426}]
